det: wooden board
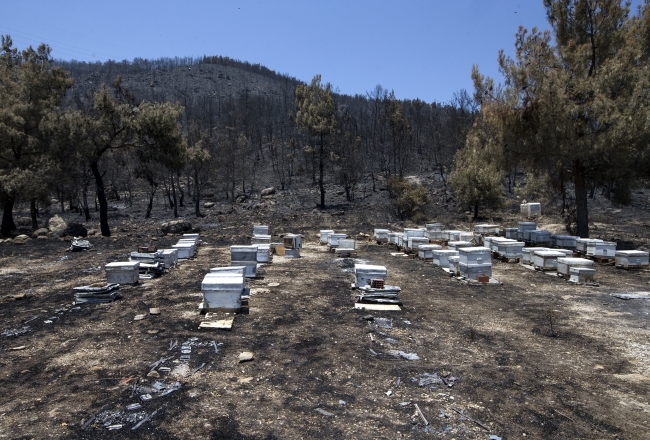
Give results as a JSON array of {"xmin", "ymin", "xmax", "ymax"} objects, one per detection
[
  {"xmin": 355, "ymin": 303, "xmax": 401, "ymax": 311},
  {"xmin": 198, "ymin": 316, "xmax": 235, "ymax": 329}
]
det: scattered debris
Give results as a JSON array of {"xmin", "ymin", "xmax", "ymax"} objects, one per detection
[
  {"xmin": 149, "ymin": 308, "xmax": 160, "ymax": 315},
  {"xmin": 451, "ymin": 407, "xmax": 489, "ymax": 431},
  {"xmin": 73, "ymin": 283, "xmax": 120, "ymax": 304},
  {"xmin": 238, "ymin": 351, "xmax": 254, "ymax": 362},
  {"xmin": 1, "ymin": 326, "xmax": 32, "ymax": 338},
  {"xmin": 70, "ymin": 237, "xmax": 93, "ymax": 252},
  {"xmin": 315, "ymin": 408, "xmax": 334, "ymax": 417},
  {"xmin": 611, "ymin": 292, "xmax": 650, "ymax": 300},
  {"xmin": 134, "ymin": 314, "xmax": 145, "ymax": 321},
  {"xmin": 132, "ymin": 406, "xmax": 163, "ymax": 431},
  {"xmin": 414, "ymin": 403, "xmax": 429, "ymax": 425},
  {"xmin": 199, "ymin": 314, "xmax": 234, "ymax": 330},
  {"xmin": 387, "ymin": 350, "xmax": 420, "ymax": 361}
]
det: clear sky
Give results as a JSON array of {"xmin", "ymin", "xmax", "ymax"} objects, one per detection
[{"xmin": 0, "ymin": 1, "xmax": 644, "ymax": 104}]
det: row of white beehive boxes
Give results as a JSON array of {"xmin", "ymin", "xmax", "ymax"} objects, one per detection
[
  {"xmin": 171, "ymin": 233, "xmax": 200, "ymax": 259},
  {"xmin": 201, "ymin": 266, "xmax": 248, "ymax": 311}
]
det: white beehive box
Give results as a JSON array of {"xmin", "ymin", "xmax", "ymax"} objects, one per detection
[
  {"xmin": 448, "ymin": 255, "xmax": 460, "ymax": 275},
  {"xmin": 517, "ymin": 222, "xmax": 537, "ymax": 240},
  {"xmin": 483, "ymin": 236, "xmax": 494, "ymax": 250},
  {"xmin": 256, "ymin": 244, "xmax": 272, "ymax": 263},
  {"xmin": 252, "ymin": 235, "xmax": 272, "ymax": 245},
  {"xmin": 504, "ymin": 228, "xmax": 518, "ymax": 239},
  {"xmin": 459, "ymin": 263, "xmax": 492, "ymax": 280},
  {"xmin": 556, "ymin": 257, "xmax": 594, "ymax": 276},
  {"xmin": 459, "ymin": 232, "xmax": 475, "ymax": 242},
  {"xmin": 354, "ymin": 264, "xmax": 387, "ymax": 287},
  {"xmin": 320, "ymin": 230, "xmax": 334, "ymax": 244},
  {"xmin": 432, "ymin": 249, "xmax": 459, "ymax": 267},
  {"xmin": 615, "ymin": 250, "xmax": 649, "ymax": 269},
  {"xmin": 522, "ymin": 247, "xmax": 549, "ymax": 265},
  {"xmin": 425, "ymin": 224, "xmax": 442, "ymax": 240},
  {"xmin": 178, "ymin": 238, "xmax": 198, "ymax": 246},
  {"xmin": 497, "ymin": 241, "xmax": 525, "ymax": 259},
  {"xmin": 569, "ymin": 267, "xmax": 596, "ymax": 283},
  {"xmin": 458, "ymin": 247, "xmax": 491, "ymax": 265},
  {"xmin": 474, "ymin": 224, "xmax": 500, "ymax": 235},
  {"xmin": 404, "ymin": 228, "xmax": 426, "ymax": 238},
  {"xmin": 210, "ymin": 266, "xmax": 246, "ymax": 276},
  {"xmin": 529, "ymin": 230, "xmax": 551, "ymax": 245},
  {"xmin": 201, "ymin": 274, "xmax": 245, "ymax": 311},
  {"xmin": 284, "ymin": 234, "xmax": 302, "ymax": 249},
  {"xmin": 555, "ymin": 235, "xmax": 579, "ymax": 249},
  {"xmin": 158, "ymin": 249, "xmax": 178, "ymax": 268},
  {"xmin": 418, "ymin": 244, "xmax": 442, "ymax": 260},
  {"xmin": 442, "ymin": 230, "xmax": 462, "ymax": 241},
  {"xmin": 532, "ymin": 250, "xmax": 565, "ymax": 270},
  {"xmin": 328, "ymin": 233, "xmax": 347, "ymax": 247},
  {"xmin": 586, "ymin": 241, "xmax": 616, "ymax": 257},
  {"xmin": 554, "ymin": 249, "xmax": 574, "ymax": 258},
  {"xmin": 448, "ymin": 241, "xmax": 473, "ymax": 251},
  {"xmin": 284, "ymin": 248, "xmax": 301, "ymax": 258},
  {"xmin": 253, "ymin": 225, "xmax": 270, "ymax": 236},
  {"xmin": 374, "ymin": 229, "xmax": 390, "ymax": 242},
  {"xmin": 172, "ymin": 243, "xmax": 195, "ymax": 259},
  {"xmin": 338, "ymin": 238, "xmax": 356, "ymax": 250},
  {"xmin": 522, "ymin": 202, "xmax": 541, "ymax": 217},
  {"xmin": 105, "ymin": 261, "xmax": 140, "ymax": 284},
  {"xmin": 426, "ymin": 223, "xmax": 442, "ymax": 232},
  {"xmin": 407, "ymin": 237, "xmax": 429, "ymax": 251},
  {"xmin": 489, "ymin": 237, "xmax": 513, "ymax": 253},
  {"xmin": 231, "ymin": 261, "xmax": 257, "ymax": 277},
  {"xmin": 230, "ymin": 245, "xmax": 258, "ymax": 262},
  {"xmin": 575, "ymin": 238, "xmax": 603, "ymax": 254},
  {"xmin": 182, "ymin": 233, "xmax": 200, "ymax": 243},
  {"xmin": 388, "ymin": 232, "xmax": 399, "ymax": 244}
]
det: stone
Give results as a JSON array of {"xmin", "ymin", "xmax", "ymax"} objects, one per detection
[
  {"xmin": 87, "ymin": 229, "xmax": 98, "ymax": 236},
  {"xmin": 33, "ymin": 228, "xmax": 49, "ymax": 238},
  {"xmin": 13, "ymin": 235, "xmax": 30, "ymax": 244},
  {"xmin": 147, "ymin": 370, "xmax": 160, "ymax": 378},
  {"xmin": 238, "ymin": 351, "xmax": 254, "ymax": 362},
  {"xmin": 64, "ymin": 223, "xmax": 87, "ymax": 237},
  {"xmin": 261, "ymin": 187, "xmax": 276, "ymax": 197},
  {"xmin": 235, "ymin": 194, "xmax": 248, "ymax": 203},
  {"xmin": 203, "ymin": 202, "xmax": 216, "ymax": 209},
  {"xmin": 16, "ymin": 217, "xmax": 32, "ymax": 227},
  {"xmin": 160, "ymin": 220, "xmax": 192, "ymax": 235},
  {"xmin": 46, "ymin": 215, "xmax": 67, "ymax": 236}
]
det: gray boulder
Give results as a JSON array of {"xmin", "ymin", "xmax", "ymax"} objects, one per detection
[
  {"xmin": 46, "ymin": 215, "xmax": 67, "ymax": 236},
  {"xmin": 261, "ymin": 187, "xmax": 276, "ymax": 197},
  {"xmin": 160, "ymin": 220, "xmax": 192, "ymax": 235}
]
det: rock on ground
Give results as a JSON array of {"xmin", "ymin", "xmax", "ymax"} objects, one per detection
[
  {"xmin": 160, "ymin": 220, "xmax": 192, "ymax": 235},
  {"xmin": 46, "ymin": 215, "xmax": 67, "ymax": 236},
  {"xmin": 261, "ymin": 187, "xmax": 276, "ymax": 197}
]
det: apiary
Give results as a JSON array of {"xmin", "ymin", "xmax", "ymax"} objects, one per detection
[
  {"xmin": 555, "ymin": 235, "xmax": 579, "ymax": 249},
  {"xmin": 615, "ymin": 250, "xmax": 649, "ymax": 269},
  {"xmin": 172, "ymin": 242, "xmax": 195, "ymax": 259},
  {"xmin": 354, "ymin": 264, "xmax": 387, "ymax": 287},
  {"xmin": 458, "ymin": 247, "xmax": 491, "ymax": 265},
  {"xmin": 254, "ymin": 225, "xmax": 270, "ymax": 236},
  {"xmin": 474, "ymin": 224, "xmax": 500, "ymax": 235},
  {"xmin": 496, "ymin": 241, "xmax": 525, "ymax": 259},
  {"xmin": 586, "ymin": 241, "xmax": 616, "ymax": 258},
  {"xmin": 320, "ymin": 230, "xmax": 334, "ymax": 244},
  {"xmin": 448, "ymin": 255, "xmax": 460, "ymax": 275},
  {"xmin": 432, "ymin": 249, "xmax": 459, "ymax": 267},
  {"xmin": 448, "ymin": 241, "xmax": 473, "ymax": 251},
  {"xmin": 575, "ymin": 238, "xmax": 603, "ymax": 254},
  {"xmin": 201, "ymin": 274, "xmax": 245, "ymax": 311},
  {"xmin": 504, "ymin": 228, "xmax": 518, "ymax": 239},
  {"xmin": 328, "ymin": 233, "xmax": 347, "ymax": 247},
  {"xmin": 230, "ymin": 245, "xmax": 258, "ymax": 262},
  {"xmin": 459, "ymin": 262, "xmax": 492, "ymax": 280},
  {"xmin": 569, "ymin": 267, "xmax": 596, "ymax": 283},
  {"xmin": 284, "ymin": 234, "xmax": 302, "ymax": 249},
  {"xmin": 374, "ymin": 229, "xmax": 391, "ymax": 243},
  {"xmin": 418, "ymin": 244, "xmax": 442, "ymax": 260},
  {"xmin": 522, "ymin": 247, "xmax": 550, "ymax": 265},
  {"xmin": 529, "ymin": 230, "xmax": 551, "ymax": 245},
  {"xmin": 407, "ymin": 237, "xmax": 429, "ymax": 252},
  {"xmin": 158, "ymin": 249, "xmax": 178, "ymax": 268},
  {"xmin": 105, "ymin": 261, "xmax": 140, "ymax": 284},
  {"xmin": 556, "ymin": 257, "xmax": 594, "ymax": 276},
  {"xmin": 532, "ymin": 250, "xmax": 565, "ymax": 270},
  {"xmin": 442, "ymin": 230, "xmax": 462, "ymax": 241},
  {"xmin": 252, "ymin": 235, "xmax": 272, "ymax": 245},
  {"xmin": 231, "ymin": 260, "xmax": 257, "ymax": 277},
  {"xmin": 256, "ymin": 244, "xmax": 272, "ymax": 263}
]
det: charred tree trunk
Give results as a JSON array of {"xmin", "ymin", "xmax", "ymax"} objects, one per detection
[
  {"xmin": 473, "ymin": 202, "xmax": 479, "ymax": 220},
  {"xmin": 171, "ymin": 174, "xmax": 178, "ymax": 218},
  {"xmin": 0, "ymin": 195, "xmax": 16, "ymax": 238},
  {"xmin": 194, "ymin": 169, "xmax": 202, "ymax": 218},
  {"xmin": 319, "ymin": 133, "xmax": 325, "ymax": 209},
  {"xmin": 30, "ymin": 199, "xmax": 38, "ymax": 229},
  {"xmin": 82, "ymin": 183, "xmax": 91, "ymax": 221},
  {"xmin": 91, "ymin": 162, "xmax": 111, "ymax": 237},
  {"xmin": 146, "ymin": 181, "xmax": 157, "ymax": 219},
  {"xmin": 573, "ymin": 161, "xmax": 589, "ymax": 238}
]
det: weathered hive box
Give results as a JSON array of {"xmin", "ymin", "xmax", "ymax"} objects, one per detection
[
  {"xmin": 532, "ymin": 250, "xmax": 565, "ymax": 270},
  {"xmin": 407, "ymin": 237, "xmax": 429, "ymax": 251},
  {"xmin": 520, "ymin": 203, "xmax": 541, "ymax": 217},
  {"xmin": 254, "ymin": 225, "xmax": 270, "ymax": 236},
  {"xmin": 201, "ymin": 274, "xmax": 245, "ymax": 311},
  {"xmin": 442, "ymin": 230, "xmax": 462, "ymax": 241},
  {"xmin": 320, "ymin": 230, "xmax": 334, "ymax": 244},
  {"xmin": 448, "ymin": 241, "xmax": 473, "ymax": 251},
  {"xmin": 354, "ymin": 264, "xmax": 387, "ymax": 287},
  {"xmin": 182, "ymin": 233, "xmax": 200, "ymax": 243},
  {"xmin": 158, "ymin": 249, "xmax": 178, "ymax": 268},
  {"xmin": 230, "ymin": 245, "xmax": 258, "ymax": 262},
  {"xmin": 105, "ymin": 261, "xmax": 140, "ymax": 284},
  {"xmin": 458, "ymin": 247, "xmax": 491, "ymax": 265},
  {"xmin": 426, "ymin": 223, "xmax": 442, "ymax": 232},
  {"xmin": 425, "ymin": 224, "xmax": 442, "ymax": 240},
  {"xmin": 586, "ymin": 241, "xmax": 616, "ymax": 258},
  {"xmin": 569, "ymin": 267, "xmax": 596, "ymax": 283},
  {"xmin": 497, "ymin": 241, "xmax": 525, "ymax": 259},
  {"xmin": 210, "ymin": 266, "xmax": 246, "ymax": 276},
  {"xmin": 256, "ymin": 244, "xmax": 272, "ymax": 263},
  {"xmin": 284, "ymin": 234, "xmax": 302, "ymax": 249},
  {"xmin": 554, "ymin": 249, "xmax": 574, "ymax": 258},
  {"xmin": 474, "ymin": 224, "xmax": 500, "ymax": 235},
  {"xmin": 432, "ymin": 249, "xmax": 459, "ymax": 267},
  {"xmin": 404, "ymin": 228, "xmax": 426, "ymax": 239},
  {"xmin": 517, "ymin": 222, "xmax": 537, "ymax": 241},
  {"xmin": 172, "ymin": 243, "xmax": 195, "ymax": 259},
  {"xmin": 522, "ymin": 247, "xmax": 549, "ymax": 265},
  {"xmin": 388, "ymin": 232, "xmax": 399, "ymax": 244},
  {"xmin": 504, "ymin": 228, "xmax": 519, "ymax": 239},
  {"xmin": 328, "ymin": 233, "xmax": 347, "ymax": 247},
  {"xmin": 231, "ymin": 260, "xmax": 257, "ymax": 277},
  {"xmin": 556, "ymin": 257, "xmax": 594, "ymax": 276},
  {"xmin": 555, "ymin": 235, "xmax": 579, "ymax": 249},
  {"xmin": 483, "ymin": 236, "xmax": 495, "ymax": 250},
  {"xmin": 575, "ymin": 238, "xmax": 603, "ymax": 254},
  {"xmin": 448, "ymin": 255, "xmax": 460, "ymax": 275},
  {"xmin": 252, "ymin": 235, "xmax": 272, "ymax": 245},
  {"xmin": 374, "ymin": 229, "xmax": 391, "ymax": 242},
  {"xmin": 488, "ymin": 237, "xmax": 513, "ymax": 253},
  {"xmin": 338, "ymin": 239, "xmax": 356, "ymax": 250},
  {"xmin": 529, "ymin": 230, "xmax": 551, "ymax": 245},
  {"xmin": 459, "ymin": 262, "xmax": 492, "ymax": 280},
  {"xmin": 418, "ymin": 244, "xmax": 442, "ymax": 260},
  {"xmin": 129, "ymin": 251, "xmax": 161, "ymax": 263},
  {"xmin": 615, "ymin": 250, "xmax": 649, "ymax": 269},
  {"xmin": 459, "ymin": 232, "xmax": 475, "ymax": 243}
]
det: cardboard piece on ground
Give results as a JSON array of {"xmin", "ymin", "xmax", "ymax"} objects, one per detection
[
  {"xmin": 199, "ymin": 315, "xmax": 235, "ymax": 330},
  {"xmin": 355, "ymin": 303, "xmax": 401, "ymax": 311}
]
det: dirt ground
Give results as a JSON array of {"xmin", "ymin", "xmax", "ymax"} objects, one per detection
[{"xmin": 1, "ymin": 201, "xmax": 650, "ymax": 439}]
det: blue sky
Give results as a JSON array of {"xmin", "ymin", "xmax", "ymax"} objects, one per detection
[{"xmin": 1, "ymin": 1, "xmax": 644, "ymax": 103}]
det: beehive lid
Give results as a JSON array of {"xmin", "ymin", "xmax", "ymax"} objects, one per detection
[
  {"xmin": 616, "ymin": 250, "xmax": 648, "ymax": 257},
  {"xmin": 355, "ymin": 264, "xmax": 386, "ymax": 272},
  {"xmin": 530, "ymin": 230, "xmax": 551, "ymax": 236},
  {"xmin": 253, "ymin": 234, "xmax": 272, "ymax": 239},
  {"xmin": 106, "ymin": 261, "xmax": 140, "ymax": 269},
  {"xmin": 576, "ymin": 238, "xmax": 603, "ymax": 244},
  {"xmin": 449, "ymin": 255, "xmax": 460, "ymax": 261},
  {"xmin": 569, "ymin": 267, "xmax": 596, "ymax": 275},
  {"xmin": 173, "ymin": 242, "xmax": 194, "ymax": 247},
  {"xmin": 449, "ymin": 241, "xmax": 472, "ymax": 246},
  {"xmin": 534, "ymin": 250, "xmax": 565, "ymax": 257},
  {"xmin": 183, "ymin": 233, "xmax": 199, "ymax": 239},
  {"xmin": 556, "ymin": 235, "xmax": 579, "ymax": 240},
  {"xmin": 523, "ymin": 247, "xmax": 549, "ymax": 252},
  {"xmin": 418, "ymin": 244, "xmax": 442, "ymax": 250},
  {"xmin": 210, "ymin": 266, "xmax": 246, "ymax": 275},
  {"xmin": 202, "ymin": 275, "xmax": 245, "ymax": 290},
  {"xmin": 330, "ymin": 233, "xmax": 347, "ymax": 238},
  {"xmin": 432, "ymin": 249, "xmax": 459, "ymax": 255},
  {"xmin": 230, "ymin": 245, "xmax": 258, "ymax": 252},
  {"xmin": 501, "ymin": 241, "xmax": 524, "ymax": 247},
  {"xmin": 160, "ymin": 249, "xmax": 178, "ymax": 254},
  {"xmin": 459, "ymin": 246, "xmax": 491, "ymax": 254},
  {"xmin": 320, "ymin": 229, "xmax": 334, "ymax": 234},
  {"xmin": 374, "ymin": 229, "xmax": 391, "ymax": 233},
  {"xmin": 426, "ymin": 223, "xmax": 441, "ymax": 230},
  {"xmin": 557, "ymin": 257, "xmax": 593, "ymax": 265}
]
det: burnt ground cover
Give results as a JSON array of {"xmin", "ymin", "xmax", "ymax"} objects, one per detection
[{"xmin": 0, "ymin": 199, "xmax": 649, "ymax": 439}]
